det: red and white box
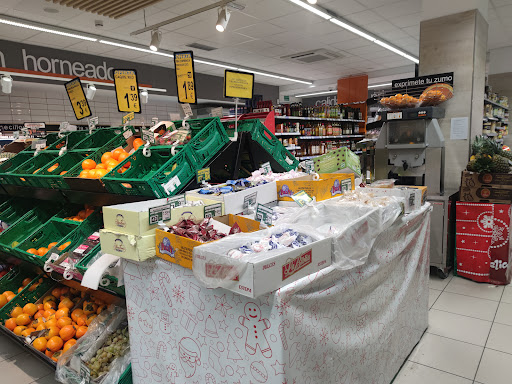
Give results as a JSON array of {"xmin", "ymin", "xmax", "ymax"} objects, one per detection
[{"xmin": 456, "ymin": 202, "xmax": 512, "ymax": 284}]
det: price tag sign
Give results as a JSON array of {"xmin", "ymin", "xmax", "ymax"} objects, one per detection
[
  {"xmin": 291, "ymin": 191, "xmax": 313, "ymax": 207},
  {"xmin": 114, "ymin": 69, "xmax": 141, "ymax": 113},
  {"xmin": 64, "ymin": 77, "xmax": 91, "ymax": 120},
  {"xmin": 204, "ymin": 203, "xmax": 223, "ymax": 218},
  {"xmin": 141, "ymin": 128, "xmax": 155, "ymax": 144},
  {"xmin": 151, "ymin": 117, "xmax": 159, "ymax": 126},
  {"xmin": 149, "ymin": 203, "xmax": 171, "ymax": 225},
  {"xmin": 303, "ymin": 159, "xmax": 315, "ymax": 174},
  {"xmin": 243, "ymin": 192, "xmax": 258, "ymax": 209},
  {"xmin": 181, "ymin": 103, "xmax": 193, "ymax": 117},
  {"xmin": 255, "ymin": 203, "xmax": 273, "ymax": 226},
  {"xmin": 13, "ymin": 131, "xmax": 19, "ymax": 140},
  {"xmin": 224, "ymin": 70, "xmax": 254, "ymax": 99},
  {"xmin": 31, "ymin": 139, "xmax": 46, "ymax": 150},
  {"xmin": 167, "ymin": 194, "xmax": 186, "ymax": 209},
  {"xmin": 162, "ymin": 175, "xmax": 182, "ymax": 195},
  {"xmin": 123, "ymin": 112, "xmax": 134, "ymax": 125},
  {"xmin": 88, "ymin": 117, "xmax": 98, "ymax": 131},
  {"xmin": 174, "ymin": 51, "xmax": 197, "ymax": 104},
  {"xmin": 261, "ymin": 162, "xmax": 272, "ymax": 174},
  {"xmin": 196, "ymin": 167, "xmax": 211, "ymax": 183},
  {"xmin": 59, "ymin": 122, "xmax": 69, "ymax": 133},
  {"xmin": 123, "ymin": 129, "xmax": 133, "ymax": 139}
]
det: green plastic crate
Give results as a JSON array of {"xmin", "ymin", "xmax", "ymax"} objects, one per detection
[
  {"xmin": 45, "ymin": 130, "xmax": 90, "ymax": 152},
  {"xmin": 0, "ymin": 198, "xmax": 33, "ymax": 226},
  {"xmin": 8, "ymin": 152, "xmax": 60, "ymax": 187},
  {"xmin": 118, "ymin": 364, "xmax": 132, "ymax": 384},
  {"xmin": 0, "ymin": 205, "xmax": 61, "ymax": 255},
  {"xmin": 272, "ymin": 143, "xmax": 300, "ymax": 170},
  {"xmin": 0, "ymin": 152, "xmax": 34, "ymax": 185},
  {"xmin": 36, "ymin": 151, "xmax": 92, "ymax": 189},
  {"xmin": 13, "ymin": 220, "xmax": 81, "ymax": 266},
  {"xmin": 20, "ymin": 133, "xmax": 61, "ymax": 153},
  {"xmin": 0, "ymin": 266, "xmax": 36, "ymax": 298},
  {"xmin": 102, "ymin": 146, "xmax": 196, "ymax": 197},
  {"xmin": 186, "ymin": 117, "xmax": 229, "ymax": 170},
  {"xmin": 71, "ymin": 127, "xmax": 129, "ymax": 152}
]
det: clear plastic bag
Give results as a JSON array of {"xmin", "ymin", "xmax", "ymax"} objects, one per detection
[{"xmin": 56, "ymin": 305, "xmax": 129, "ymax": 384}]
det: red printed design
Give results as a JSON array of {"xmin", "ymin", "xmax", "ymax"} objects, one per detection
[
  {"xmin": 205, "ymin": 263, "xmax": 239, "ymax": 281},
  {"xmin": 282, "ymin": 250, "xmax": 312, "ymax": 280}
]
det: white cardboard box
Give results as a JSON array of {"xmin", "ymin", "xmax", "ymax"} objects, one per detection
[
  {"xmin": 193, "ymin": 236, "xmax": 332, "ymax": 298},
  {"xmin": 361, "ymin": 187, "xmax": 421, "ymax": 213},
  {"xmin": 186, "ymin": 182, "xmax": 278, "ymax": 215}
]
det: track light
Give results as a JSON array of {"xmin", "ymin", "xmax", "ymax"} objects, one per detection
[
  {"xmin": 307, "ymin": 0, "xmax": 318, "ymax": 3},
  {"xmin": 1, "ymin": 75, "xmax": 13, "ymax": 94},
  {"xmin": 85, "ymin": 83, "xmax": 96, "ymax": 100},
  {"xmin": 149, "ymin": 30, "xmax": 161, "ymax": 52},
  {"xmin": 140, "ymin": 89, "xmax": 148, "ymax": 104},
  {"xmin": 216, "ymin": 7, "xmax": 230, "ymax": 32}
]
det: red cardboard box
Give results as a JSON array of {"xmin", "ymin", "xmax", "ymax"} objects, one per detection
[{"xmin": 455, "ymin": 202, "xmax": 512, "ymax": 284}]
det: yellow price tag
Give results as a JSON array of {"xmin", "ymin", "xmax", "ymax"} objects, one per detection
[
  {"xmin": 174, "ymin": 51, "xmax": 197, "ymax": 104},
  {"xmin": 64, "ymin": 77, "xmax": 91, "ymax": 120},
  {"xmin": 123, "ymin": 112, "xmax": 134, "ymax": 124},
  {"xmin": 224, "ymin": 70, "xmax": 254, "ymax": 99},
  {"xmin": 114, "ymin": 69, "xmax": 141, "ymax": 113}
]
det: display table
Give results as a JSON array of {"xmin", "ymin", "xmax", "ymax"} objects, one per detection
[{"xmin": 123, "ymin": 204, "xmax": 431, "ymax": 384}]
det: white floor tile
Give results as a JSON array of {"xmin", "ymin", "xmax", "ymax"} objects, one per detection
[
  {"xmin": 494, "ymin": 302, "xmax": 512, "ymax": 326},
  {"xmin": 408, "ymin": 333, "xmax": 483, "ymax": 379},
  {"xmin": 29, "ymin": 373, "xmax": 60, "ymax": 384},
  {"xmin": 432, "ymin": 292, "xmax": 499, "ymax": 321},
  {"xmin": 429, "ymin": 273, "xmax": 452, "ymax": 291},
  {"xmin": 429, "ymin": 289, "xmax": 442, "ymax": 308},
  {"xmin": 427, "ymin": 309, "xmax": 492, "ymax": 346},
  {"xmin": 0, "ymin": 352, "xmax": 53, "ymax": 384},
  {"xmin": 0, "ymin": 334, "xmax": 25, "ymax": 362},
  {"xmin": 475, "ymin": 348, "xmax": 512, "ymax": 384},
  {"xmin": 501, "ymin": 286, "xmax": 512, "ymax": 304},
  {"xmin": 445, "ymin": 276, "xmax": 504, "ymax": 301},
  {"xmin": 393, "ymin": 361, "xmax": 472, "ymax": 384},
  {"xmin": 486, "ymin": 322, "xmax": 512, "ymax": 354}
]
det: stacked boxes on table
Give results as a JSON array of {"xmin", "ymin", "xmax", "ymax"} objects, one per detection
[
  {"xmin": 460, "ymin": 171, "xmax": 512, "ymax": 203},
  {"xmin": 276, "ymin": 173, "xmax": 355, "ymax": 203}
]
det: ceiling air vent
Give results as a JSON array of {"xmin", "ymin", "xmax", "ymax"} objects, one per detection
[
  {"xmin": 186, "ymin": 43, "xmax": 218, "ymax": 52},
  {"xmin": 47, "ymin": 0, "xmax": 164, "ymax": 19},
  {"xmin": 281, "ymin": 49, "xmax": 341, "ymax": 64}
]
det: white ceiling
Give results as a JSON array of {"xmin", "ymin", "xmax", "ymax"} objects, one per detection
[{"xmin": 0, "ymin": 0, "xmax": 511, "ymax": 89}]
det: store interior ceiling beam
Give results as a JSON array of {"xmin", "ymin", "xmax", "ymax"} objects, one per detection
[
  {"xmin": 48, "ymin": 0, "xmax": 163, "ymax": 19},
  {"xmin": 131, "ymin": 0, "xmax": 234, "ymax": 36}
]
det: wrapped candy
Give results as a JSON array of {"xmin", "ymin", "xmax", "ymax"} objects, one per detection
[
  {"xmin": 166, "ymin": 218, "xmax": 228, "ymax": 243},
  {"xmin": 228, "ymin": 229, "xmax": 314, "ymax": 257},
  {"xmin": 248, "ymin": 169, "xmax": 305, "ymax": 185}
]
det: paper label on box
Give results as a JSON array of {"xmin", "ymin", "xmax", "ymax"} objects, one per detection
[
  {"xmin": 123, "ymin": 129, "xmax": 133, "ymax": 139},
  {"xmin": 204, "ymin": 203, "xmax": 223, "ymax": 218},
  {"xmin": 387, "ymin": 112, "xmax": 403, "ymax": 120},
  {"xmin": 149, "ymin": 203, "xmax": 171, "ymax": 224},
  {"xmin": 162, "ymin": 175, "xmax": 181, "ymax": 195},
  {"xmin": 181, "ymin": 103, "xmax": 193, "ymax": 117},
  {"xmin": 261, "ymin": 161, "xmax": 272, "ymax": 174},
  {"xmin": 196, "ymin": 167, "xmax": 211, "ymax": 183},
  {"xmin": 291, "ymin": 190, "xmax": 313, "ymax": 207},
  {"xmin": 303, "ymin": 159, "xmax": 315, "ymax": 173},
  {"xmin": 243, "ymin": 192, "xmax": 258, "ymax": 209},
  {"xmin": 31, "ymin": 139, "xmax": 46, "ymax": 149},
  {"xmin": 255, "ymin": 203, "xmax": 273, "ymax": 225},
  {"xmin": 141, "ymin": 128, "xmax": 155, "ymax": 144},
  {"xmin": 282, "ymin": 249, "xmax": 312, "ymax": 280},
  {"xmin": 167, "ymin": 194, "xmax": 186, "ymax": 208}
]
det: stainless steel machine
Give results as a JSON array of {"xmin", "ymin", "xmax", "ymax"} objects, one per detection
[{"xmin": 374, "ymin": 107, "xmax": 453, "ymax": 277}]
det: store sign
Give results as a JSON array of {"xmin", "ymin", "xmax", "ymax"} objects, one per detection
[
  {"xmin": 224, "ymin": 70, "xmax": 254, "ymax": 99},
  {"xmin": 392, "ymin": 72, "xmax": 454, "ymax": 91},
  {"xmin": 114, "ymin": 69, "xmax": 141, "ymax": 113},
  {"xmin": 64, "ymin": 77, "xmax": 92, "ymax": 120},
  {"xmin": 167, "ymin": 194, "xmax": 186, "ymax": 209},
  {"xmin": 255, "ymin": 203, "xmax": 273, "ymax": 226},
  {"xmin": 122, "ymin": 112, "xmax": 134, "ymax": 124},
  {"xmin": 196, "ymin": 167, "xmax": 211, "ymax": 183},
  {"xmin": 174, "ymin": 51, "xmax": 197, "ymax": 104},
  {"xmin": 148, "ymin": 203, "xmax": 171, "ymax": 225}
]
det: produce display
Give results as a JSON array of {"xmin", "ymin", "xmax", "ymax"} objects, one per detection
[
  {"xmin": 61, "ymin": 205, "xmax": 96, "ymax": 223},
  {"xmin": 85, "ymin": 326, "xmax": 129, "ymax": 379},
  {"xmin": 25, "ymin": 240, "xmax": 71, "ymax": 258},
  {"xmin": 0, "ymin": 275, "xmax": 36, "ymax": 308},
  {"xmin": 79, "ymin": 142, "xmax": 144, "ymax": 179},
  {"xmin": 466, "ymin": 135, "xmax": 512, "ymax": 173}
]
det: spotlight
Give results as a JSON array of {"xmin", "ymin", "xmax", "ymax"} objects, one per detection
[
  {"xmin": 140, "ymin": 89, "xmax": 148, "ymax": 104},
  {"xmin": 149, "ymin": 29, "xmax": 161, "ymax": 52},
  {"xmin": 307, "ymin": 0, "xmax": 318, "ymax": 3},
  {"xmin": 86, "ymin": 83, "xmax": 96, "ymax": 100},
  {"xmin": 216, "ymin": 7, "xmax": 230, "ymax": 32},
  {"xmin": 1, "ymin": 75, "xmax": 12, "ymax": 94}
]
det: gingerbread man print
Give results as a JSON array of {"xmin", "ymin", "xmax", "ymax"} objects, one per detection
[{"xmin": 238, "ymin": 302, "xmax": 272, "ymax": 358}]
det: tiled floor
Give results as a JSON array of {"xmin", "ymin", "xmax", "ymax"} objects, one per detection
[{"xmin": 0, "ymin": 273, "xmax": 510, "ymax": 383}]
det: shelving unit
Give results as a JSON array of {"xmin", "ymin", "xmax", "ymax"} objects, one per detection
[
  {"xmin": 484, "ymin": 98, "xmax": 509, "ymax": 111},
  {"xmin": 275, "ymin": 115, "xmax": 365, "ymax": 123},
  {"xmin": 483, "ymin": 95, "xmax": 509, "ymax": 141}
]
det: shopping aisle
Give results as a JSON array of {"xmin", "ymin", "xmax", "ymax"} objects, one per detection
[
  {"xmin": 395, "ymin": 273, "xmax": 512, "ymax": 384},
  {"xmin": 0, "ymin": 273, "xmax": 510, "ymax": 384}
]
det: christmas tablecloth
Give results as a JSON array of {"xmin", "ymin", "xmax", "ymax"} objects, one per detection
[
  {"xmin": 123, "ymin": 205, "xmax": 431, "ymax": 384},
  {"xmin": 456, "ymin": 202, "xmax": 512, "ymax": 284}
]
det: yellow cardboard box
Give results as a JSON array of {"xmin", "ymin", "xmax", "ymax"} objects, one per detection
[
  {"xmin": 99, "ymin": 229, "xmax": 155, "ymax": 262},
  {"xmin": 276, "ymin": 173, "xmax": 355, "ymax": 202},
  {"xmin": 155, "ymin": 214, "xmax": 261, "ymax": 270}
]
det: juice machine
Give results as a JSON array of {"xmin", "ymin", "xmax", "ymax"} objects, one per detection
[{"xmin": 375, "ymin": 107, "xmax": 455, "ymax": 278}]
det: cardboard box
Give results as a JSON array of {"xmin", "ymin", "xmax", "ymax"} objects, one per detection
[
  {"xmin": 155, "ymin": 214, "xmax": 261, "ymax": 269},
  {"xmin": 186, "ymin": 182, "xmax": 278, "ymax": 215},
  {"xmin": 312, "ymin": 147, "xmax": 362, "ymax": 175},
  {"xmin": 276, "ymin": 173, "xmax": 354, "ymax": 202},
  {"xmin": 103, "ymin": 196, "xmax": 224, "ymax": 236},
  {"xmin": 361, "ymin": 187, "xmax": 421, "ymax": 213},
  {"xmin": 193, "ymin": 237, "xmax": 332, "ymax": 298},
  {"xmin": 402, "ymin": 185, "xmax": 428, "ymax": 205},
  {"xmin": 460, "ymin": 186, "xmax": 512, "ymax": 203},
  {"xmin": 99, "ymin": 229, "xmax": 155, "ymax": 262},
  {"xmin": 461, "ymin": 171, "xmax": 512, "ymax": 190}
]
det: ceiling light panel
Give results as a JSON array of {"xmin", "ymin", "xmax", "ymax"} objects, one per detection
[
  {"xmin": 0, "ymin": 17, "xmax": 97, "ymax": 41},
  {"xmin": 296, "ymin": 90, "xmax": 337, "ymax": 97}
]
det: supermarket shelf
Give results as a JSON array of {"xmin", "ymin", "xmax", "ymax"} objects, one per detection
[
  {"xmin": 485, "ymin": 98, "xmax": 509, "ymax": 111},
  {"xmin": 484, "ymin": 132, "xmax": 498, "ymax": 137},
  {"xmin": 298, "ymin": 150, "xmax": 362, "ymax": 160},
  {"xmin": 275, "ymin": 116, "xmax": 365, "ymax": 123},
  {"xmin": 484, "ymin": 116, "xmax": 500, "ymax": 122},
  {"xmin": 285, "ymin": 145, "xmax": 301, "ymax": 150},
  {"xmin": 274, "ymin": 132, "xmax": 301, "ymax": 136},
  {"xmin": 299, "ymin": 135, "xmax": 364, "ymax": 140}
]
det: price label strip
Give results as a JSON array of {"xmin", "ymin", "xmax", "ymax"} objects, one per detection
[
  {"xmin": 31, "ymin": 139, "xmax": 47, "ymax": 150},
  {"xmin": 167, "ymin": 194, "xmax": 186, "ymax": 209},
  {"xmin": 291, "ymin": 191, "xmax": 313, "ymax": 207},
  {"xmin": 255, "ymin": 203, "xmax": 273, "ymax": 226},
  {"xmin": 196, "ymin": 167, "xmax": 211, "ymax": 183},
  {"xmin": 204, "ymin": 203, "xmax": 223, "ymax": 218},
  {"xmin": 148, "ymin": 203, "xmax": 171, "ymax": 225},
  {"xmin": 243, "ymin": 192, "xmax": 258, "ymax": 209},
  {"xmin": 261, "ymin": 162, "xmax": 272, "ymax": 175},
  {"xmin": 64, "ymin": 77, "xmax": 92, "ymax": 120},
  {"xmin": 114, "ymin": 69, "xmax": 141, "ymax": 113},
  {"xmin": 141, "ymin": 128, "xmax": 155, "ymax": 144},
  {"xmin": 174, "ymin": 51, "xmax": 197, "ymax": 104}
]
